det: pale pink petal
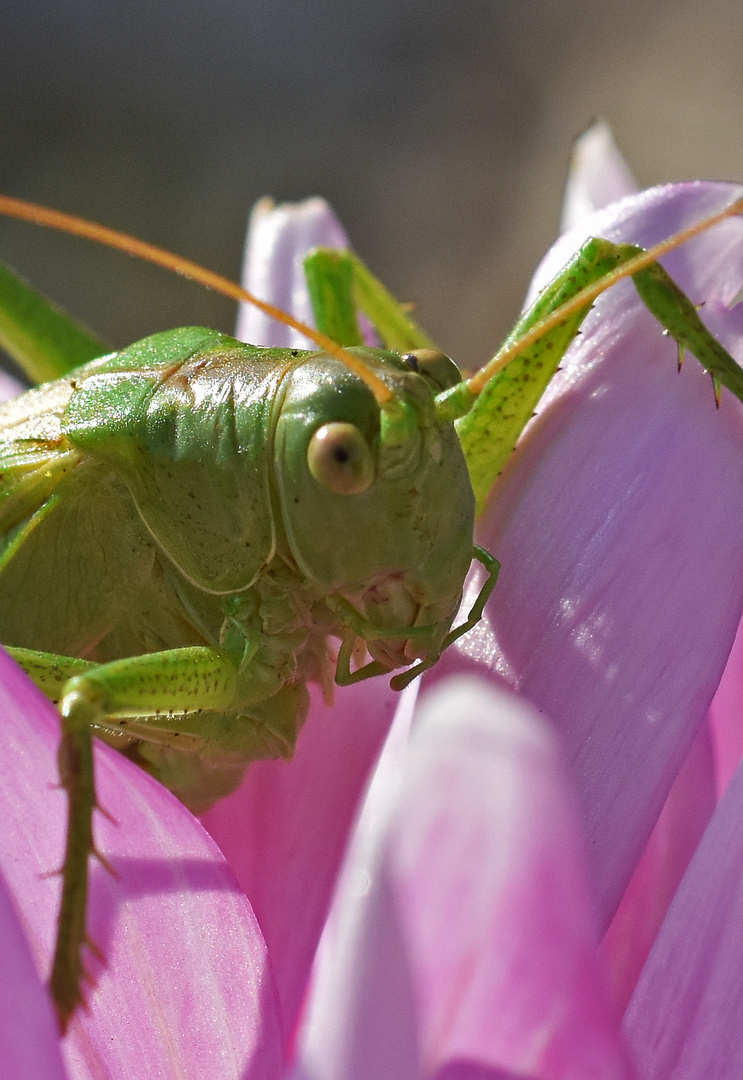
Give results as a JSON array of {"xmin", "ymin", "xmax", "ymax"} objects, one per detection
[
  {"xmin": 708, "ymin": 613, "xmax": 743, "ymax": 797},
  {"xmin": 534, "ymin": 182, "xmax": 743, "ymax": 311},
  {"xmin": 236, "ymin": 197, "xmax": 350, "ymax": 348},
  {"xmin": 201, "ymin": 679, "xmax": 399, "ymax": 1041},
  {"xmin": 599, "ymin": 717, "xmax": 716, "ymax": 1013},
  {"xmin": 560, "ymin": 120, "xmax": 639, "ymax": 232},
  {"xmin": 432, "ymin": 182, "xmax": 743, "ymax": 927},
  {"xmin": 0, "ymin": 648, "xmax": 284, "ymax": 1079},
  {"xmin": 623, "ymin": 751, "xmax": 743, "ymax": 1076},
  {"xmin": 293, "ymin": 678, "xmax": 632, "ymax": 1080},
  {"xmin": 0, "ymin": 867, "xmax": 69, "ymax": 1080},
  {"xmin": 0, "ymin": 370, "xmax": 26, "ymax": 401}
]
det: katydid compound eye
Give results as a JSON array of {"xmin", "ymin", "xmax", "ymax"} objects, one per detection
[
  {"xmin": 307, "ymin": 422, "xmax": 375, "ymax": 495},
  {"xmin": 401, "ymin": 349, "xmax": 461, "ymax": 391}
]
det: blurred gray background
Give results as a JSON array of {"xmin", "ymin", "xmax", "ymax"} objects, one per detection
[{"xmin": 1, "ymin": 0, "xmax": 742, "ymax": 374}]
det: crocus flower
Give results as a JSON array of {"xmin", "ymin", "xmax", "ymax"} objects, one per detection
[{"xmin": 3, "ymin": 124, "xmax": 743, "ymax": 1079}]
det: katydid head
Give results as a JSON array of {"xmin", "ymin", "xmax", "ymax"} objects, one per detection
[{"xmin": 273, "ymin": 346, "xmax": 475, "ymax": 670}]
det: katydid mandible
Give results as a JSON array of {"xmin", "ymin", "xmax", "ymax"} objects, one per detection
[{"xmin": 0, "ymin": 192, "xmax": 741, "ymax": 1031}]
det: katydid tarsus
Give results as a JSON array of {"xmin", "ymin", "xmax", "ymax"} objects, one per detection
[{"xmin": 0, "ymin": 191, "xmax": 741, "ymax": 1030}]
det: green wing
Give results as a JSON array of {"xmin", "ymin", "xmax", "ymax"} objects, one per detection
[
  {"xmin": 0, "ymin": 378, "xmax": 81, "ymax": 534},
  {"xmin": 0, "ymin": 378, "xmax": 156, "ymax": 655}
]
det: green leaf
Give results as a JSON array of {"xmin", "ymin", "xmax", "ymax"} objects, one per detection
[{"xmin": 0, "ymin": 259, "xmax": 108, "ymax": 384}]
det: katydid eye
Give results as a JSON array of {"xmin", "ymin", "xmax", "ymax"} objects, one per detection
[
  {"xmin": 307, "ymin": 422, "xmax": 375, "ymax": 495},
  {"xmin": 401, "ymin": 349, "xmax": 461, "ymax": 391}
]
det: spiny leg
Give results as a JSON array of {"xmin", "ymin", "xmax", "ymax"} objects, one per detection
[
  {"xmin": 5, "ymin": 647, "xmax": 97, "ymax": 702},
  {"xmin": 49, "ymin": 703, "xmax": 96, "ymax": 1032},
  {"xmin": 432, "ymin": 237, "xmax": 743, "ymax": 512}
]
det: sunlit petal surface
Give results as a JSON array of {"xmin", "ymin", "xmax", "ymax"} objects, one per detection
[
  {"xmin": 293, "ymin": 678, "xmax": 632, "ymax": 1080},
  {"xmin": 559, "ymin": 143, "xmax": 735, "ymax": 1012},
  {"xmin": 0, "ymin": 649, "xmax": 284, "ymax": 1080},
  {"xmin": 433, "ymin": 182, "xmax": 743, "ymax": 928}
]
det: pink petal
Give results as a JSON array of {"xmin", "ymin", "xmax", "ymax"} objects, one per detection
[
  {"xmin": 0, "ymin": 867, "xmax": 69, "ymax": 1080},
  {"xmin": 201, "ymin": 678, "xmax": 399, "ymax": 1043},
  {"xmin": 236, "ymin": 197, "xmax": 351, "ymax": 348},
  {"xmin": 599, "ymin": 717, "xmax": 716, "ymax": 1013},
  {"xmin": 623, "ymin": 751, "xmax": 743, "ymax": 1076},
  {"xmin": 0, "ymin": 370, "xmax": 26, "ymax": 401},
  {"xmin": 708, "ymin": 613, "xmax": 743, "ymax": 797},
  {"xmin": 560, "ymin": 120, "xmax": 639, "ymax": 232},
  {"xmin": 0, "ymin": 648, "xmax": 284, "ymax": 1079},
  {"xmin": 433, "ymin": 182, "xmax": 743, "ymax": 926},
  {"xmin": 533, "ymin": 182, "xmax": 743, "ymax": 310},
  {"xmin": 293, "ymin": 678, "xmax": 632, "ymax": 1080}
]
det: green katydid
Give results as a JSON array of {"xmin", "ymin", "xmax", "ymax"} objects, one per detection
[{"xmin": 0, "ymin": 192, "xmax": 741, "ymax": 1031}]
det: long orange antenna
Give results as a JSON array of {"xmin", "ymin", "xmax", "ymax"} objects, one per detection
[{"xmin": 0, "ymin": 195, "xmax": 395, "ymax": 406}]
